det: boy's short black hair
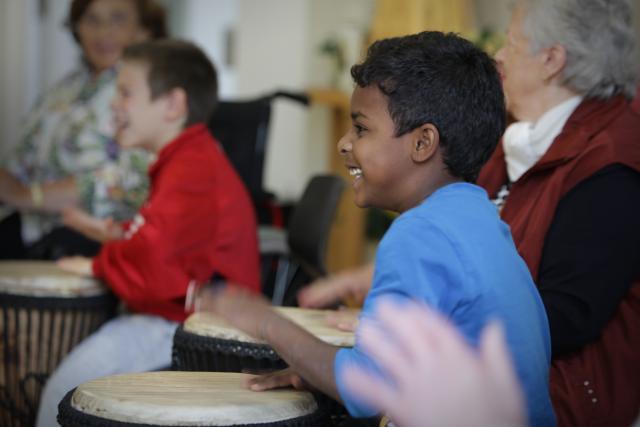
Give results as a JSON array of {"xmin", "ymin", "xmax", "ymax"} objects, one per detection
[
  {"xmin": 351, "ymin": 31, "xmax": 506, "ymax": 182},
  {"xmin": 123, "ymin": 39, "xmax": 218, "ymax": 127}
]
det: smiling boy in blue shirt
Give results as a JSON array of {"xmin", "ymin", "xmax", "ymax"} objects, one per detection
[{"xmin": 203, "ymin": 31, "xmax": 556, "ymax": 427}]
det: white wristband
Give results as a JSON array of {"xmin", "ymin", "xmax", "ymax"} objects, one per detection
[{"xmin": 30, "ymin": 183, "xmax": 43, "ymax": 208}]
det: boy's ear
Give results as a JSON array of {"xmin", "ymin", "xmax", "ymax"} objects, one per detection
[
  {"xmin": 411, "ymin": 123, "xmax": 439, "ymax": 163},
  {"xmin": 163, "ymin": 88, "xmax": 188, "ymax": 123}
]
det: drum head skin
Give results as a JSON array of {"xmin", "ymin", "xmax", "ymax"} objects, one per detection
[
  {"xmin": 0, "ymin": 261, "xmax": 105, "ymax": 297},
  {"xmin": 70, "ymin": 372, "xmax": 318, "ymax": 426},
  {"xmin": 185, "ymin": 308, "xmax": 356, "ymax": 347}
]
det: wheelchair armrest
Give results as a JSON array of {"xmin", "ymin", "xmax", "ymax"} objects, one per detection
[{"xmin": 258, "ymin": 226, "xmax": 289, "ymax": 255}]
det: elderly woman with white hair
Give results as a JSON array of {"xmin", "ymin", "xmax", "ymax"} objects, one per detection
[{"xmin": 478, "ymin": 0, "xmax": 640, "ymax": 425}]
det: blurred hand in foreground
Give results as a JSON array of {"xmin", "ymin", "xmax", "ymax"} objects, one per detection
[{"xmin": 342, "ymin": 300, "xmax": 526, "ymax": 427}]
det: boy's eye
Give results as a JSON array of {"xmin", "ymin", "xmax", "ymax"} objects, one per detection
[{"xmin": 354, "ymin": 124, "xmax": 366, "ymax": 135}]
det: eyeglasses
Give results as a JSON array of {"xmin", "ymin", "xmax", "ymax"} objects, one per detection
[{"xmin": 77, "ymin": 11, "xmax": 135, "ymax": 32}]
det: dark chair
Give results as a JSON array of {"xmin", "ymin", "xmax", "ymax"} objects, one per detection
[
  {"xmin": 208, "ymin": 91, "xmax": 309, "ymax": 226},
  {"xmin": 260, "ymin": 174, "xmax": 345, "ymax": 305}
]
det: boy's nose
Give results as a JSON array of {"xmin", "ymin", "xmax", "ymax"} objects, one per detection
[{"xmin": 337, "ymin": 132, "xmax": 352, "ymax": 155}]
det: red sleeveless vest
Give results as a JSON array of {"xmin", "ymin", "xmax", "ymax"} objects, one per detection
[{"xmin": 478, "ymin": 95, "xmax": 640, "ymax": 427}]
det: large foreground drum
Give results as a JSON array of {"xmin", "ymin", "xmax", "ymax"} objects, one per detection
[
  {"xmin": 0, "ymin": 261, "xmax": 117, "ymax": 427},
  {"xmin": 58, "ymin": 371, "xmax": 328, "ymax": 426},
  {"xmin": 172, "ymin": 307, "xmax": 357, "ymax": 425},
  {"xmin": 172, "ymin": 307, "xmax": 356, "ymax": 373}
]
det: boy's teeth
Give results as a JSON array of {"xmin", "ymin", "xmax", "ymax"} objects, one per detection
[{"xmin": 349, "ymin": 168, "xmax": 362, "ymax": 177}]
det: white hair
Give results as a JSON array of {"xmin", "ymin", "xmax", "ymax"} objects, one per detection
[{"xmin": 520, "ymin": 0, "xmax": 639, "ymax": 99}]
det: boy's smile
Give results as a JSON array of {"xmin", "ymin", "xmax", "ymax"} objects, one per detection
[
  {"xmin": 338, "ymin": 85, "xmax": 419, "ymax": 213},
  {"xmin": 111, "ymin": 61, "xmax": 173, "ymax": 152}
]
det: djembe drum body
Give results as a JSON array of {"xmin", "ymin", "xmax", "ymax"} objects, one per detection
[
  {"xmin": 172, "ymin": 311, "xmax": 284, "ymax": 372},
  {"xmin": 57, "ymin": 371, "xmax": 329, "ymax": 426},
  {"xmin": 0, "ymin": 261, "xmax": 117, "ymax": 427},
  {"xmin": 172, "ymin": 307, "xmax": 356, "ymax": 373}
]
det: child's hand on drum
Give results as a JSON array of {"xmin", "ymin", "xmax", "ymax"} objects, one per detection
[
  {"xmin": 297, "ymin": 263, "xmax": 374, "ymax": 308},
  {"xmin": 57, "ymin": 256, "xmax": 94, "ymax": 277},
  {"xmin": 195, "ymin": 284, "xmax": 274, "ymax": 341},
  {"xmin": 62, "ymin": 207, "xmax": 123, "ymax": 242},
  {"xmin": 245, "ymin": 368, "xmax": 308, "ymax": 392},
  {"xmin": 341, "ymin": 300, "xmax": 526, "ymax": 427}
]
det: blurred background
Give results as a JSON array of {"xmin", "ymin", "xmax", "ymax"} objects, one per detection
[{"xmin": 1, "ymin": 0, "xmax": 638, "ymax": 273}]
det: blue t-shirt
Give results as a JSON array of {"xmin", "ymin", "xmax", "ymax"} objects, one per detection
[{"xmin": 334, "ymin": 183, "xmax": 556, "ymax": 427}]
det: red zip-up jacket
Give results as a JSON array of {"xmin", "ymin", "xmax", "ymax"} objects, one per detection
[
  {"xmin": 93, "ymin": 124, "xmax": 260, "ymax": 322},
  {"xmin": 478, "ymin": 96, "xmax": 640, "ymax": 427}
]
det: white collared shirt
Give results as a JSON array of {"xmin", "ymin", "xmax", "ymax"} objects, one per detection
[{"xmin": 503, "ymin": 96, "xmax": 583, "ymax": 182}]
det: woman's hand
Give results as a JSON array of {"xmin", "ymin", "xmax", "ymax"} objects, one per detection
[
  {"xmin": 0, "ymin": 170, "xmax": 29, "ymax": 208},
  {"xmin": 62, "ymin": 207, "xmax": 123, "ymax": 242},
  {"xmin": 0, "ymin": 170, "xmax": 79, "ymax": 212}
]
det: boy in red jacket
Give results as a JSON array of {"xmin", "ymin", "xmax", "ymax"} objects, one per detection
[{"xmin": 36, "ymin": 40, "xmax": 260, "ymax": 427}]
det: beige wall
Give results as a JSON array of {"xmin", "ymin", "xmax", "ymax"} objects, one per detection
[
  {"xmin": 0, "ymin": 0, "xmax": 76, "ymax": 157},
  {"xmin": 2, "ymin": 0, "xmax": 636, "ymax": 186},
  {"xmin": 0, "ymin": 0, "xmax": 39, "ymax": 157},
  {"xmin": 474, "ymin": 0, "xmax": 512, "ymax": 33}
]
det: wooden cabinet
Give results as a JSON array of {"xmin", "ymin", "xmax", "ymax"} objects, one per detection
[{"xmin": 307, "ymin": 88, "xmax": 367, "ymax": 273}]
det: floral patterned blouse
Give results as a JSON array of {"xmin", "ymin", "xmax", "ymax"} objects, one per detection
[{"xmin": 3, "ymin": 64, "xmax": 150, "ymax": 244}]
